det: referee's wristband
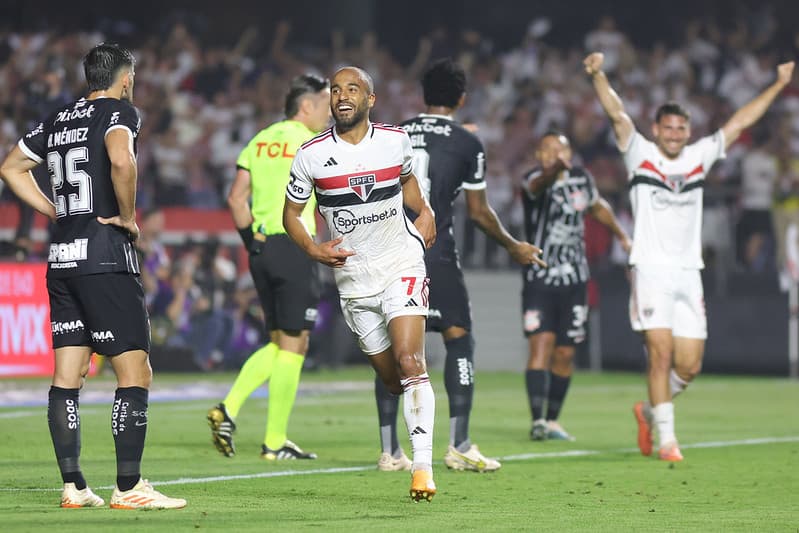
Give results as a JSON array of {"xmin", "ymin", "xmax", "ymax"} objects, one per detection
[{"xmin": 237, "ymin": 226, "xmax": 254, "ymax": 248}]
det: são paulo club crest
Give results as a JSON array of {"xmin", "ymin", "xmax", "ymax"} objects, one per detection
[
  {"xmin": 667, "ymin": 173, "xmax": 686, "ymax": 193},
  {"xmin": 349, "ymin": 174, "xmax": 376, "ymax": 201}
]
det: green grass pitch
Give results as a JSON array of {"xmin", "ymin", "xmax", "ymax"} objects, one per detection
[{"xmin": 1, "ymin": 369, "xmax": 797, "ymax": 531}]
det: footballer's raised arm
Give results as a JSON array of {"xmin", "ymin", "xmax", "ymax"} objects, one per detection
[
  {"xmin": 721, "ymin": 61, "xmax": 794, "ymax": 149},
  {"xmin": 584, "ymin": 52, "xmax": 634, "ymax": 150}
]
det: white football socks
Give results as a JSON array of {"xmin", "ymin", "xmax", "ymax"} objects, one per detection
[
  {"xmin": 401, "ymin": 373, "xmax": 435, "ymax": 472},
  {"xmin": 669, "ymin": 369, "xmax": 689, "ymax": 398},
  {"xmin": 652, "ymin": 401, "xmax": 676, "ymax": 448}
]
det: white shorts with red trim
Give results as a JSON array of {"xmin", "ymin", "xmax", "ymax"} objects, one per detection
[{"xmin": 340, "ymin": 267, "xmax": 429, "ymax": 355}]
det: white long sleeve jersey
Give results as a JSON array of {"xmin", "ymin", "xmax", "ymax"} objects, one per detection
[
  {"xmin": 622, "ymin": 130, "xmax": 725, "ymax": 269},
  {"xmin": 287, "ymin": 123, "xmax": 426, "ymax": 298}
]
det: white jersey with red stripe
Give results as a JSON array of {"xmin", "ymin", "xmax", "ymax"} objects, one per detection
[
  {"xmin": 622, "ymin": 129, "xmax": 725, "ymax": 269},
  {"xmin": 287, "ymin": 122, "xmax": 426, "ymax": 298}
]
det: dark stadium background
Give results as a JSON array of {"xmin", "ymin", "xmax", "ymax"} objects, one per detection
[{"xmin": 3, "ymin": 0, "xmax": 798, "ymax": 56}]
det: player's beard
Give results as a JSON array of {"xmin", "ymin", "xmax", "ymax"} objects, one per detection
[
  {"xmin": 334, "ymin": 104, "xmax": 368, "ymax": 133},
  {"xmin": 655, "ymin": 137, "xmax": 688, "ymax": 159}
]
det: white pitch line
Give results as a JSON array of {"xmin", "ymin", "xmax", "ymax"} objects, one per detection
[
  {"xmin": 500, "ymin": 449, "xmax": 600, "ymax": 460},
  {"xmin": 2, "ymin": 435, "xmax": 797, "ymax": 493}
]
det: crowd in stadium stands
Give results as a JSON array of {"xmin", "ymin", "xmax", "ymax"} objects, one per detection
[{"xmin": 1, "ymin": 9, "xmax": 799, "ymax": 368}]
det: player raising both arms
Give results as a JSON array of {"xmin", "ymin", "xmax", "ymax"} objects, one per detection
[
  {"xmin": 584, "ymin": 51, "xmax": 794, "ymax": 461},
  {"xmin": 283, "ymin": 66, "xmax": 438, "ymax": 501}
]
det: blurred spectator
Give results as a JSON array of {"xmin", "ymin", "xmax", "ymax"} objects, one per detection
[
  {"xmin": 773, "ymin": 140, "xmax": 799, "ymax": 288},
  {"xmin": 152, "ymin": 126, "xmax": 187, "ymax": 205},
  {"xmin": 225, "ymin": 273, "xmax": 267, "ymax": 369},
  {"xmin": 136, "ymin": 207, "xmax": 171, "ymax": 307},
  {"xmin": 584, "ymin": 16, "xmax": 628, "ymax": 73},
  {"xmin": 0, "ymin": 4, "xmax": 797, "ymax": 374},
  {"xmin": 737, "ymin": 128, "xmax": 778, "ymax": 271},
  {"xmin": 150, "ymin": 243, "xmax": 234, "ymax": 370}
]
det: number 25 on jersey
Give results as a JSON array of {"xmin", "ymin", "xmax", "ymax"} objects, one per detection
[{"xmin": 47, "ymin": 147, "xmax": 93, "ymax": 218}]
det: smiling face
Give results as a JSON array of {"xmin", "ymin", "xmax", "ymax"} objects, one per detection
[
  {"xmin": 330, "ymin": 68, "xmax": 374, "ymax": 131},
  {"xmin": 652, "ymin": 113, "xmax": 691, "ymax": 159}
]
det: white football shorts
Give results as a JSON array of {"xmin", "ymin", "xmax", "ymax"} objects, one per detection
[
  {"xmin": 340, "ymin": 268, "xmax": 429, "ymax": 355},
  {"xmin": 629, "ymin": 265, "xmax": 706, "ymax": 339}
]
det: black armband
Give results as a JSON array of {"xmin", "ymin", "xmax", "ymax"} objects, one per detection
[{"xmin": 237, "ymin": 226, "xmax": 254, "ymax": 249}]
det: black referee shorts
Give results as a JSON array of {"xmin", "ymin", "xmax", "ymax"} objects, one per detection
[
  {"xmin": 249, "ymin": 233, "xmax": 319, "ymax": 332},
  {"xmin": 48, "ymin": 273, "xmax": 151, "ymax": 355},
  {"xmin": 425, "ymin": 257, "xmax": 472, "ymax": 332},
  {"xmin": 521, "ymin": 282, "xmax": 587, "ymax": 346}
]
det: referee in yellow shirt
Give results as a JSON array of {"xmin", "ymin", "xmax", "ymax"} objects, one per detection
[{"xmin": 208, "ymin": 74, "xmax": 330, "ymax": 460}]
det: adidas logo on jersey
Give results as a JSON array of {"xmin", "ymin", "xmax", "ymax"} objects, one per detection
[
  {"xmin": 323, "ymin": 157, "xmax": 338, "ymax": 167},
  {"xmin": 410, "ymin": 426, "xmax": 427, "ymax": 435},
  {"xmin": 405, "ymin": 298, "xmax": 419, "ymax": 307}
]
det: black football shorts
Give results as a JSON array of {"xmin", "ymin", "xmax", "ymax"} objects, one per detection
[
  {"xmin": 521, "ymin": 282, "xmax": 588, "ymax": 346},
  {"xmin": 249, "ymin": 234, "xmax": 319, "ymax": 332},
  {"xmin": 424, "ymin": 257, "xmax": 472, "ymax": 332},
  {"xmin": 48, "ymin": 272, "xmax": 150, "ymax": 355}
]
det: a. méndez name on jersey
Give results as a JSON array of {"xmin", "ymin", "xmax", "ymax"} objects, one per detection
[
  {"xmin": 18, "ymin": 97, "xmax": 142, "ymax": 278},
  {"xmin": 622, "ymin": 130, "xmax": 725, "ymax": 269},
  {"xmin": 400, "ymin": 114, "xmax": 486, "ymax": 262},
  {"xmin": 522, "ymin": 167, "xmax": 598, "ymax": 287},
  {"xmin": 287, "ymin": 123, "xmax": 426, "ymax": 298}
]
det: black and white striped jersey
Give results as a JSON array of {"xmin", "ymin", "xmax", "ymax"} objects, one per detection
[
  {"xmin": 521, "ymin": 167, "xmax": 598, "ymax": 287},
  {"xmin": 19, "ymin": 97, "xmax": 141, "ymax": 278}
]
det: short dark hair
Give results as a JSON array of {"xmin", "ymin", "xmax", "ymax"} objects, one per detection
[
  {"xmin": 422, "ymin": 58, "xmax": 466, "ymax": 108},
  {"xmin": 541, "ymin": 128, "xmax": 568, "ymax": 141},
  {"xmin": 83, "ymin": 43, "xmax": 135, "ymax": 92},
  {"xmin": 285, "ymin": 74, "xmax": 329, "ymax": 118},
  {"xmin": 655, "ymin": 101, "xmax": 691, "ymax": 123}
]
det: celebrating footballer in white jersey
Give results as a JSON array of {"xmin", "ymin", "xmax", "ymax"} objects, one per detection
[
  {"xmin": 586, "ymin": 51, "xmax": 794, "ymax": 462},
  {"xmin": 623, "ymin": 130, "xmax": 725, "ymax": 270},
  {"xmin": 288, "ymin": 122, "xmax": 426, "ymax": 298},
  {"xmin": 283, "ymin": 66, "xmax": 438, "ymax": 502}
]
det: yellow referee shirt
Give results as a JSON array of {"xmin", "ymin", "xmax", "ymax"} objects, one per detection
[{"xmin": 237, "ymin": 120, "xmax": 317, "ymax": 235}]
